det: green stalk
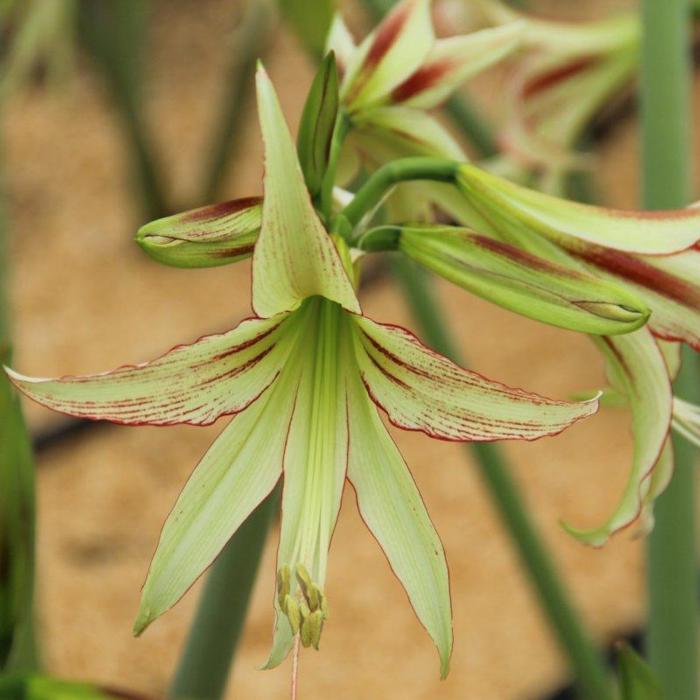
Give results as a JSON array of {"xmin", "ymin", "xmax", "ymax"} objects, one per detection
[
  {"xmin": 199, "ymin": 0, "xmax": 274, "ymax": 204},
  {"xmin": 391, "ymin": 258, "xmax": 613, "ymax": 700},
  {"xmin": 641, "ymin": 2, "xmax": 698, "ymax": 698},
  {"xmin": 0, "ymin": 148, "xmax": 38, "ymax": 672},
  {"xmin": 79, "ymin": 0, "xmax": 168, "ymax": 220},
  {"xmin": 170, "ymin": 488, "xmax": 280, "ymax": 700}
]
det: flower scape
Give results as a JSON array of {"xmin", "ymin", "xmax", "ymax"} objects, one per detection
[{"xmin": 7, "ymin": 0, "xmax": 700, "ymax": 679}]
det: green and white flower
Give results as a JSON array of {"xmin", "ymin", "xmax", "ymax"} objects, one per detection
[{"xmin": 5, "ymin": 67, "xmax": 600, "ymax": 673}]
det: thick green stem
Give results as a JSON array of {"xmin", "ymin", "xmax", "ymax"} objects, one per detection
[
  {"xmin": 170, "ymin": 487, "xmax": 280, "ymax": 700},
  {"xmin": 391, "ymin": 257, "xmax": 613, "ymax": 700},
  {"xmin": 641, "ymin": 2, "xmax": 698, "ymax": 698},
  {"xmin": 340, "ymin": 157, "xmax": 458, "ymax": 232}
]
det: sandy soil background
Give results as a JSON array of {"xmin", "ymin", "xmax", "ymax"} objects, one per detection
[{"xmin": 4, "ymin": 0, "xmax": 699, "ymax": 697}]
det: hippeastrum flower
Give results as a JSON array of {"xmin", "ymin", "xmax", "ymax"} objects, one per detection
[
  {"xmin": 434, "ymin": 161, "xmax": 700, "ymax": 544},
  {"xmin": 5, "ymin": 67, "xmax": 600, "ymax": 673},
  {"xmin": 327, "ymin": 0, "xmax": 522, "ymax": 203},
  {"xmin": 472, "ymin": 1, "xmax": 639, "ymax": 194}
]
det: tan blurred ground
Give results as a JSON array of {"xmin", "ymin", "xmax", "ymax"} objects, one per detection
[{"xmin": 4, "ymin": 0, "xmax": 699, "ymax": 698}]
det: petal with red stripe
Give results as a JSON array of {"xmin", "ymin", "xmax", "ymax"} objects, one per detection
[{"xmin": 352, "ymin": 315, "xmax": 599, "ymax": 442}]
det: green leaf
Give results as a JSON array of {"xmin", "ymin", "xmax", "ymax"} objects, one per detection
[
  {"xmin": 254, "ymin": 65, "xmax": 360, "ymax": 317},
  {"xmin": 278, "ymin": 0, "xmax": 335, "ymax": 59},
  {"xmin": 563, "ymin": 329, "xmax": 672, "ymax": 546},
  {"xmin": 345, "ymin": 367, "xmax": 452, "ymax": 678},
  {"xmin": 135, "ymin": 197, "xmax": 261, "ymax": 268},
  {"xmin": 0, "ymin": 674, "xmax": 147, "ymax": 699},
  {"xmin": 398, "ymin": 224, "xmax": 650, "ymax": 336},
  {"xmin": 6, "ymin": 316, "xmax": 290, "ymax": 427},
  {"xmin": 297, "ymin": 53, "xmax": 340, "ymax": 199},
  {"xmin": 353, "ymin": 315, "xmax": 599, "ymax": 441},
  {"xmin": 617, "ymin": 643, "xmax": 665, "ymax": 700},
  {"xmin": 457, "ymin": 163, "xmax": 700, "ymax": 254},
  {"xmin": 0, "ymin": 357, "xmax": 35, "ymax": 672}
]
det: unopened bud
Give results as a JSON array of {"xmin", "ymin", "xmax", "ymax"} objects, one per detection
[{"xmin": 136, "ymin": 197, "xmax": 261, "ymax": 269}]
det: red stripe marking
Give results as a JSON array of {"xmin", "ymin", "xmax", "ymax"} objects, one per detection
[
  {"xmin": 183, "ymin": 196, "xmax": 262, "ymax": 222},
  {"xmin": 576, "ymin": 247, "xmax": 700, "ymax": 307},
  {"xmin": 391, "ymin": 58, "xmax": 454, "ymax": 103},
  {"xmin": 523, "ymin": 56, "xmax": 596, "ymax": 98}
]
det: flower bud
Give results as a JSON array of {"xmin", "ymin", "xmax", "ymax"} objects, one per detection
[{"xmin": 136, "ymin": 197, "xmax": 261, "ymax": 269}]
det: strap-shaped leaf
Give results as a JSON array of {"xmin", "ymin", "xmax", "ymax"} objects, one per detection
[
  {"xmin": 399, "ymin": 225, "xmax": 650, "ymax": 335},
  {"xmin": 353, "ymin": 315, "xmax": 599, "ymax": 441},
  {"xmin": 393, "ymin": 22, "xmax": 524, "ymax": 108},
  {"xmin": 6, "ymin": 316, "xmax": 290, "ymax": 426},
  {"xmin": 458, "ymin": 163, "xmax": 700, "ymax": 254},
  {"xmin": 341, "ymin": 0, "xmax": 434, "ymax": 111},
  {"xmin": 278, "ymin": 0, "xmax": 335, "ymax": 58},
  {"xmin": 265, "ymin": 299, "xmax": 350, "ymax": 667},
  {"xmin": 354, "ymin": 106, "xmax": 466, "ymax": 160},
  {"xmin": 617, "ymin": 642, "xmax": 665, "ymax": 700},
  {"xmin": 564, "ymin": 329, "xmax": 672, "ymax": 545},
  {"xmin": 575, "ymin": 244, "xmax": 700, "ymax": 350},
  {"xmin": 253, "ymin": 65, "xmax": 360, "ymax": 317},
  {"xmin": 134, "ymin": 380, "xmax": 296, "ymax": 634},
  {"xmin": 136, "ymin": 197, "xmax": 261, "ymax": 268},
  {"xmin": 297, "ymin": 52, "xmax": 340, "ymax": 198},
  {"xmin": 346, "ymin": 369, "xmax": 452, "ymax": 678}
]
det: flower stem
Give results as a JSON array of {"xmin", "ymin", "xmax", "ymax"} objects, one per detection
[
  {"xmin": 340, "ymin": 157, "xmax": 459, "ymax": 232},
  {"xmin": 169, "ymin": 487, "xmax": 280, "ymax": 700},
  {"xmin": 641, "ymin": 2, "xmax": 698, "ymax": 698},
  {"xmin": 391, "ymin": 257, "xmax": 614, "ymax": 700}
]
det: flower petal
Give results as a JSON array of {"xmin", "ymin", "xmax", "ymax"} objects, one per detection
[
  {"xmin": 458, "ymin": 163, "xmax": 700, "ymax": 254},
  {"xmin": 136, "ymin": 197, "xmax": 261, "ymax": 268},
  {"xmin": 265, "ymin": 300, "xmax": 350, "ymax": 666},
  {"xmin": 325, "ymin": 15, "xmax": 356, "ymax": 76},
  {"xmin": 253, "ymin": 65, "xmax": 360, "ymax": 317},
  {"xmin": 636, "ymin": 438, "xmax": 673, "ymax": 537},
  {"xmin": 354, "ymin": 106, "xmax": 466, "ymax": 160},
  {"xmin": 393, "ymin": 22, "xmax": 524, "ymax": 109},
  {"xmin": 6, "ymin": 316, "xmax": 291, "ymax": 426},
  {"xmin": 399, "ymin": 224, "xmax": 650, "ymax": 335},
  {"xmin": 341, "ymin": 0, "xmax": 434, "ymax": 111},
  {"xmin": 563, "ymin": 329, "xmax": 672, "ymax": 545},
  {"xmin": 133, "ymin": 379, "xmax": 296, "ymax": 634},
  {"xmin": 346, "ymin": 368, "xmax": 452, "ymax": 678},
  {"xmin": 574, "ymin": 244, "xmax": 700, "ymax": 350},
  {"xmin": 353, "ymin": 315, "xmax": 599, "ymax": 441}
]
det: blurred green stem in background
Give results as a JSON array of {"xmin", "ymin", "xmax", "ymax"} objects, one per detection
[
  {"xmin": 200, "ymin": 0, "xmax": 275, "ymax": 204},
  {"xmin": 78, "ymin": 0, "xmax": 168, "ymax": 220},
  {"xmin": 641, "ymin": 2, "xmax": 699, "ymax": 699},
  {"xmin": 391, "ymin": 258, "xmax": 613, "ymax": 700},
  {"xmin": 0, "ymin": 153, "xmax": 38, "ymax": 672},
  {"xmin": 170, "ymin": 488, "xmax": 280, "ymax": 700}
]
